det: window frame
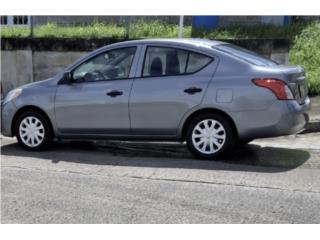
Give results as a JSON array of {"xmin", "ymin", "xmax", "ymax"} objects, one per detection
[
  {"xmin": 0, "ymin": 16, "xmax": 8, "ymax": 25},
  {"xmin": 70, "ymin": 46, "xmax": 138, "ymax": 84},
  {"xmin": 141, "ymin": 45, "xmax": 214, "ymax": 79}
]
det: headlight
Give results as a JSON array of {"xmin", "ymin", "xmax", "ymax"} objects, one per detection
[{"xmin": 3, "ymin": 88, "xmax": 22, "ymax": 104}]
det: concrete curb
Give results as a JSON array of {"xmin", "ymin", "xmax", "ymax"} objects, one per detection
[{"xmin": 303, "ymin": 121, "xmax": 320, "ymax": 134}]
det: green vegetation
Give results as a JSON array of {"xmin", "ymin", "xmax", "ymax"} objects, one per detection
[
  {"xmin": 192, "ymin": 23, "xmax": 307, "ymax": 39},
  {"xmin": 129, "ymin": 20, "xmax": 191, "ymax": 38},
  {"xmin": 34, "ymin": 22, "xmax": 126, "ymax": 38},
  {"xmin": 289, "ymin": 22, "xmax": 320, "ymax": 96},
  {"xmin": 0, "ymin": 26, "xmax": 30, "ymax": 37},
  {"xmin": 1, "ymin": 22, "xmax": 126, "ymax": 38},
  {"xmin": 0, "ymin": 21, "xmax": 191, "ymax": 38},
  {"xmin": 1, "ymin": 20, "xmax": 319, "ymax": 95}
]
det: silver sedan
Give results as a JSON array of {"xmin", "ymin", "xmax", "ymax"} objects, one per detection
[{"xmin": 1, "ymin": 38, "xmax": 310, "ymax": 159}]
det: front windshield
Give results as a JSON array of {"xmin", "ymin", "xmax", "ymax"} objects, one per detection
[{"xmin": 213, "ymin": 44, "xmax": 279, "ymax": 66}]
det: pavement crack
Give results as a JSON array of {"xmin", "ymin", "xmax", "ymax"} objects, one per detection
[
  {"xmin": 129, "ymin": 175, "xmax": 320, "ymax": 194},
  {"xmin": 3, "ymin": 164, "xmax": 320, "ymax": 195}
]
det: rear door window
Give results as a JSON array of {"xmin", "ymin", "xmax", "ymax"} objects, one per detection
[
  {"xmin": 142, "ymin": 46, "xmax": 213, "ymax": 77},
  {"xmin": 142, "ymin": 47, "xmax": 188, "ymax": 77}
]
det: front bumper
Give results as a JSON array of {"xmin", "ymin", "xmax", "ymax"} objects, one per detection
[{"xmin": 1, "ymin": 101, "xmax": 17, "ymax": 137}]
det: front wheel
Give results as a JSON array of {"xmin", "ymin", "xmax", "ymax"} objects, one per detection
[
  {"xmin": 15, "ymin": 111, "xmax": 53, "ymax": 151},
  {"xmin": 186, "ymin": 113, "xmax": 236, "ymax": 160}
]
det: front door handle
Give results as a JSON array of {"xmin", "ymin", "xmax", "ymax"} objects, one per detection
[
  {"xmin": 184, "ymin": 87, "xmax": 202, "ymax": 95},
  {"xmin": 107, "ymin": 90, "xmax": 123, "ymax": 97}
]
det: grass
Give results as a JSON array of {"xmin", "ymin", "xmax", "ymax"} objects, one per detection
[
  {"xmin": 0, "ymin": 21, "xmax": 192, "ymax": 39},
  {"xmin": 192, "ymin": 22, "xmax": 308, "ymax": 39},
  {"xmin": 129, "ymin": 20, "xmax": 191, "ymax": 38},
  {"xmin": 1, "ymin": 20, "xmax": 319, "ymax": 95},
  {"xmin": 1, "ymin": 22, "xmax": 125, "ymax": 38},
  {"xmin": 34, "ymin": 22, "xmax": 126, "ymax": 38},
  {"xmin": 0, "ymin": 26, "xmax": 31, "ymax": 37}
]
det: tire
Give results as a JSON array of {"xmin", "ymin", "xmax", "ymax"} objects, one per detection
[
  {"xmin": 15, "ymin": 111, "xmax": 53, "ymax": 151},
  {"xmin": 186, "ymin": 113, "xmax": 237, "ymax": 160}
]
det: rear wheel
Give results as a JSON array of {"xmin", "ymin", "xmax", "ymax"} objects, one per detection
[
  {"xmin": 186, "ymin": 113, "xmax": 236, "ymax": 160},
  {"xmin": 15, "ymin": 111, "xmax": 53, "ymax": 151}
]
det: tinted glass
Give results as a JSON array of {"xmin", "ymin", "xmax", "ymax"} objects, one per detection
[
  {"xmin": 143, "ymin": 47, "xmax": 188, "ymax": 77},
  {"xmin": 186, "ymin": 52, "xmax": 212, "ymax": 73},
  {"xmin": 73, "ymin": 47, "xmax": 136, "ymax": 82},
  {"xmin": 214, "ymin": 44, "xmax": 278, "ymax": 66}
]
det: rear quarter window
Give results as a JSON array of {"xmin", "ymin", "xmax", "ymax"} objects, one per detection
[{"xmin": 186, "ymin": 52, "xmax": 212, "ymax": 73}]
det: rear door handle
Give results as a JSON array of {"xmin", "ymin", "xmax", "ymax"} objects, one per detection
[
  {"xmin": 184, "ymin": 87, "xmax": 202, "ymax": 94},
  {"xmin": 107, "ymin": 90, "xmax": 123, "ymax": 97}
]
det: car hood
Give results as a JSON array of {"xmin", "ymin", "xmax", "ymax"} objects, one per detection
[{"xmin": 19, "ymin": 78, "xmax": 56, "ymax": 90}]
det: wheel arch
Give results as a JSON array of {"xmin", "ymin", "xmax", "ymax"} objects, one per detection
[
  {"xmin": 180, "ymin": 108, "xmax": 238, "ymax": 141},
  {"xmin": 11, "ymin": 105, "xmax": 55, "ymax": 137}
]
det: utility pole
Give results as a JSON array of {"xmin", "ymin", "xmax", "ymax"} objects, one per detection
[
  {"xmin": 30, "ymin": 15, "xmax": 34, "ymax": 38},
  {"xmin": 178, "ymin": 15, "xmax": 184, "ymax": 38},
  {"xmin": 125, "ymin": 16, "xmax": 130, "ymax": 39}
]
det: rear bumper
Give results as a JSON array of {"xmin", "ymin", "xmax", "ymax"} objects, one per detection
[
  {"xmin": 1, "ymin": 101, "xmax": 17, "ymax": 137},
  {"xmin": 284, "ymin": 97, "xmax": 310, "ymax": 134},
  {"xmin": 233, "ymin": 97, "xmax": 311, "ymax": 140}
]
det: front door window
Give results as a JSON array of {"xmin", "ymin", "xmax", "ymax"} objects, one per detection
[{"xmin": 73, "ymin": 47, "xmax": 136, "ymax": 82}]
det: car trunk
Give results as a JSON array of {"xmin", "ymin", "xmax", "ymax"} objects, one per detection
[{"xmin": 272, "ymin": 65, "xmax": 308, "ymax": 105}]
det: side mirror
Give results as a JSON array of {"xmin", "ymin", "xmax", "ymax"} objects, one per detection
[{"xmin": 58, "ymin": 71, "xmax": 73, "ymax": 85}]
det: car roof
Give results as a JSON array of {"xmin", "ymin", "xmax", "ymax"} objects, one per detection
[{"xmin": 108, "ymin": 38, "xmax": 226, "ymax": 49}]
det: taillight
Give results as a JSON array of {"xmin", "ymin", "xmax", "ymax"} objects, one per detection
[{"xmin": 252, "ymin": 78, "xmax": 294, "ymax": 100}]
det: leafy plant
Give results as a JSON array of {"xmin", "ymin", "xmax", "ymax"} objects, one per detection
[{"xmin": 289, "ymin": 22, "xmax": 320, "ymax": 96}]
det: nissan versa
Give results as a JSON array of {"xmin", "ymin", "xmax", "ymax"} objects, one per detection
[{"xmin": 1, "ymin": 39, "xmax": 310, "ymax": 159}]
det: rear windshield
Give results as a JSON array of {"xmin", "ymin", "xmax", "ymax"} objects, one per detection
[{"xmin": 213, "ymin": 44, "xmax": 279, "ymax": 66}]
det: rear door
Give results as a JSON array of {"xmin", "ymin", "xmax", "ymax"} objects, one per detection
[{"xmin": 129, "ymin": 45, "xmax": 218, "ymax": 136}]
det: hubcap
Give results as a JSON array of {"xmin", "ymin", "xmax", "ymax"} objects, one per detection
[
  {"xmin": 19, "ymin": 116, "xmax": 45, "ymax": 147},
  {"xmin": 191, "ymin": 119, "xmax": 226, "ymax": 154}
]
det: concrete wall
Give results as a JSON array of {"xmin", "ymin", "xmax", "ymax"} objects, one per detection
[
  {"xmin": 1, "ymin": 50, "xmax": 86, "ymax": 94},
  {"xmin": 0, "ymin": 38, "xmax": 290, "ymax": 95},
  {"xmin": 1, "ymin": 50, "xmax": 33, "ymax": 94},
  {"xmin": 33, "ymin": 51, "xmax": 86, "ymax": 81}
]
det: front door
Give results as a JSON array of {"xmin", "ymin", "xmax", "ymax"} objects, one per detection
[
  {"xmin": 55, "ymin": 47, "xmax": 137, "ymax": 136},
  {"xmin": 129, "ymin": 45, "xmax": 217, "ymax": 136}
]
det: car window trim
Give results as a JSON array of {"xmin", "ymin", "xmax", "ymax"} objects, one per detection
[
  {"xmin": 140, "ymin": 45, "xmax": 214, "ymax": 79},
  {"xmin": 70, "ymin": 77, "xmax": 138, "ymax": 84}
]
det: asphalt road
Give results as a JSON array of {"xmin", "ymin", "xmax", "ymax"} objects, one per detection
[{"xmin": 1, "ymin": 133, "xmax": 320, "ymax": 223}]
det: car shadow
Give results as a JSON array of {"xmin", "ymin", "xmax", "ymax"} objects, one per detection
[{"xmin": 1, "ymin": 140, "xmax": 311, "ymax": 173}]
